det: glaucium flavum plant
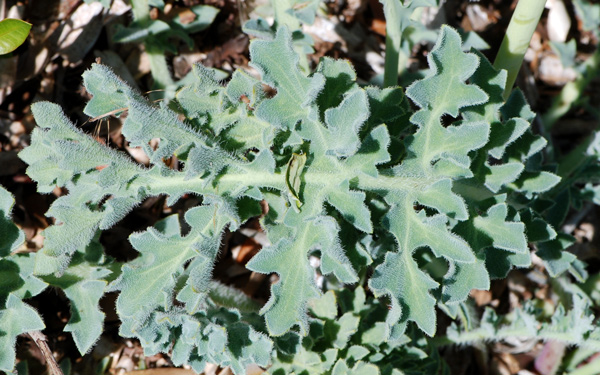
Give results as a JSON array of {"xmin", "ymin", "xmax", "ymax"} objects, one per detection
[{"xmin": 4, "ymin": 24, "xmax": 577, "ymax": 373}]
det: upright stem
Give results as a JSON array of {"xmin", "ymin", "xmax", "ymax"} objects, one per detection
[
  {"xmin": 382, "ymin": 1, "xmax": 403, "ymax": 87},
  {"xmin": 493, "ymin": 0, "xmax": 547, "ymax": 99},
  {"xmin": 384, "ymin": 30, "xmax": 401, "ymax": 87}
]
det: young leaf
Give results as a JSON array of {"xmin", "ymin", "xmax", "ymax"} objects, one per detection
[{"xmin": 0, "ymin": 19, "xmax": 31, "ymax": 55}]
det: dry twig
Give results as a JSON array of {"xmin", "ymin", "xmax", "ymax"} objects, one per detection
[{"xmin": 27, "ymin": 331, "xmax": 64, "ymax": 375}]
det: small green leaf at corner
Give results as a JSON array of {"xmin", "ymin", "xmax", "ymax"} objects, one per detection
[{"xmin": 0, "ymin": 19, "xmax": 31, "ymax": 55}]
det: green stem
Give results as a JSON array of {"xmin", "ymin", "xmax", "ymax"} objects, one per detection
[
  {"xmin": 384, "ymin": 31, "xmax": 401, "ymax": 87},
  {"xmin": 137, "ymin": 165, "xmax": 440, "ymax": 199},
  {"xmin": 493, "ymin": 0, "xmax": 547, "ymax": 99},
  {"xmin": 382, "ymin": 1, "xmax": 403, "ymax": 88},
  {"xmin": 542, "ymin": 47, "xmax": 600, "ymax": 130}
]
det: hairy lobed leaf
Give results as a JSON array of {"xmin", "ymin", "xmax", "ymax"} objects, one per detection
[
  {"xmin": 0, "ymin": 186, "xmax": 46, "ymax": 372},
  {"xmin": 40, "ymin": 235, "xmax": 116, "ymax": 354},
  {"xmin": 444, "ymin": 295, "xmax": 600, "ymax": 349},
  {"xmin": 17, "ymin": 22, "xmax": 576, "ymax": 374}
]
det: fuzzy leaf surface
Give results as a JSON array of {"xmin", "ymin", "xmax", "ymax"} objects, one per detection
[
  {"xmin": 0, "ymin": 295, "xmax": 45, "ymax": 372},
  {"xmin": 16, "ymin": 19, "xmax": 579, "ymax": 372},
  {"xmin": 0, "ymin": 186, "xmax": 25, "ymax": 257}
]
